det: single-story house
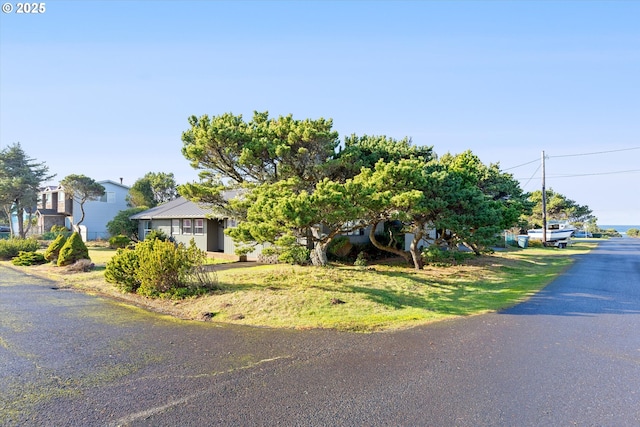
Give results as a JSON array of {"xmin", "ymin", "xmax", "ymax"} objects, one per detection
[
  {"xmin": 130, "ymin": 197, "xmax": 388, "ymax": 261},
  {"xmin": 129, "ymin": 197, "xmax": 253, "ymax": 259}
]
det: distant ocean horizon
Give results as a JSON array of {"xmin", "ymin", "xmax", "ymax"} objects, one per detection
[{"xmin": 599, "ymin": 225, "xmax": 639, "ymax": 236}]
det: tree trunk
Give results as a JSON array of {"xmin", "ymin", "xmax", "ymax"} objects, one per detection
[
  {"xmin": 368, "ymin": 222, "xmax": 412, "ymax": 265},
  {"xmin": 409, "ymin": 230, "xmax": 425, "ymax": 270},
  {"xmin": 15, "ymin": 201, "xmax": 26, "ymax": 238},
  {"xmin": 309, "ymin": 226, "xmax": 330, "ymax": 267},
  {"xmin": 311, "ymin": 241, "xmax": 329, "ymax": 266}
]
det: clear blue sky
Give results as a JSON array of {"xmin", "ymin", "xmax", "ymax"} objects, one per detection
[{"xmin": 1, "ymin": 1, "xmax": 638, "ymax": 225}]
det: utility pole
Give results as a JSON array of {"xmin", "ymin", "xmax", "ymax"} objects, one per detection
[{"xmin": 541, "ymin": 150, "xmax": 547, "ymax": 244}]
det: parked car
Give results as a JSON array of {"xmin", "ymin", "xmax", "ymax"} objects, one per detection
[{"xmin": 0, "ymin": 225, "xmax": 10, "ymax": 232}]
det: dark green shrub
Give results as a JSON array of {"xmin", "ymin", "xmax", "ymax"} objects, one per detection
[
  {"xmin": 107, "ymin": 207, "xmax": 147, "ymax": 241},
  {"xmin": 0, "ymin": 238, "xmax": 39, "ymax": 260},
  {"xmin": 327, "ymin": 236, "xmax": 352, "ymax": 259},
  {"xmin": 57, "ymin": 232, "xmax": 90, "ymax": 266},
  {"xmin": 144, "ymin": 229, "xmax": 169, "ymax": 242},
  {"xmin": 105, "ymin": 248, "xmax": 140, "ymax": 292},
  {"xmin": 109, "ymin": 234, "xmax": 131, "ymax": 249},
  {"xmin": 11, "ymin": 251, "xmax": 47, "ymax": 266},
  {"xmin": 44, "ymin": 234, "xmax": 67, "ymax": 261},
  {"xmin": 421, "ymin": 245, "xmax": 473, "ymax": 266}
]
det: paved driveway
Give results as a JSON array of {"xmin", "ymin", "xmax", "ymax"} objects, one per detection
[{"xmin": 1, "ymin": 238, "xmax": 639, "ymax": 426}]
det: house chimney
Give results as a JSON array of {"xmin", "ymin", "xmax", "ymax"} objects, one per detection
[{"xmin": 119, "ymin": 177, "xmax": 123, "ymax": 185}]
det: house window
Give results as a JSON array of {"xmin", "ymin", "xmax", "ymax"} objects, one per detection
[
  {"xmin": 99, "ymin": 192, "xmax": 116, "ymax": 203},
  {"xmin": 343, "ymin": 221, "xmax": 365, "ymax": 236},
  {"xmin": 143, "ymin": 221, "xmax": 152, "ymax": 239},
  {"xmin": 194, "ymin": 219, "xmax": 204, "ymax": 235},
  {"xmin": 171, "ymin": 219, "xmax": 180, "ymax": 235},
  {"xmin": 182, "ymin": 219, "xmax": 192, "ymax": 234}
]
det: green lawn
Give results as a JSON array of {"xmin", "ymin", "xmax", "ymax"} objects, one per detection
[{"xmin": 6, "ymin": 242, "xmax": 597, "ymax": 332}]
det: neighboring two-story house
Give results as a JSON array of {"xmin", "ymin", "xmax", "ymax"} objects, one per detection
[{"xmin": 35, "ymin": 180, "xmax": 130, "ymax": 240}]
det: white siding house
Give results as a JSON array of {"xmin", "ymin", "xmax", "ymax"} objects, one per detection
[{"xmin": 36, "ymin": 180, "xmax": 130, "ymax": 240}]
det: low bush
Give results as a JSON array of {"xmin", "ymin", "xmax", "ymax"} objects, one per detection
[
  {"xmin": 105, "ymin": 248, "xmax": 140, "ymax": 292},
  {"xmin": 11, "ymin": 251, "xmax": 47, "ymax": 266},
  {"xmin": 105, "ymin": 238, "xmax": 218, "ymax": 297},
  {"xmin": 528, "ymin": 239, "xmax": 544, "ymax": 248},
  {"xmin": 57, "ymin": 232, "xmax": 90, "ymax": 266},
  {"xmin": 0, "ymin": 238, "xmax": 39, "ymax": 260},
  {"xmin": 422, "ymin": 245, "xmax": 473, "ymax": 266},
  {"xmin": 109, "ymin": 234, "xmax": 131, "ymax": 249},
  {"xmin": 261, "ymin": 234, "xmax": 309, "ymax": 265},
  {"xmin": 354, "ymin": 251, "xmax": 367, "ymax": 268}
]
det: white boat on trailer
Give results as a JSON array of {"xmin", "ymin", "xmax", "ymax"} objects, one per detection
[{"xmin": 527, "ymin": 220, "xmax": 576, "ymax": 243}]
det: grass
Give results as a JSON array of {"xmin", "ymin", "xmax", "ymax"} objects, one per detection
[{"xmin": 1, "ymin": 242, "xmax": 598, "ymax": 332}]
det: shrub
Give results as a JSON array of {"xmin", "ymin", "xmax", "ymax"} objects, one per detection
[
  {"xmin": 109, "ymin": 234, "xmax": 131, "ymax": 249},
  {"xmin": 44, "ymin": 234, "xmax": 67, "ymax": 261},
  {"xmin": 144, "ymin": 229, "xmax": 169, "ymax": 242},
  {"xmin": 11, "ymin": 251, "xmax": 47, "ymax": 266},
  {"xmin": 42, "ymin": 225, "xmax": 71, "ymax": 240},
  {"xmin": 135, "ymin": 239, "xmax": 185, "ymax": 295},
  {"xmin": 0, "ymin": 238, "xmax": 39, "ymax": 260},
  {"xmin": 105, "ymin": 238, "xmax": 218, "ymax": 297},
  {"xmin": 57, "ymin": 232, "xmax": 90, "ymax": 266},
  {"xmin": 327, "ymin": 236, "xmax": 352, "ymax": 259},
  {"xmin": 262, "ymin": 234, "xmax": 309, "ymax": 265},
  {"xmin": 105, "ymin": 248, "xmax": 140, "ymax": 292},
  {"xmin": 354, "ymin": 251, "xmax": 367, "ymax": 268},
  {"xmin": 106, "ymin": 207, "xmax": 148, "ymax": 241},
  {"xmin": 421, "ymin": 245, "xmax": 473, "ymax": 266}
]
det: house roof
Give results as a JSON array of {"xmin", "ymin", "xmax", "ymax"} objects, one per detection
[
  {"xmin": 36, "ymin": 209, "xmax": 66, "ymax": 217},
  {"xmin": 39, "ymin": 180, "xmax": 130, "ymax": 195},
  {"xmin": 130, "ymin": 197, "xmax": 224, "ymax": 220},
  {"xmin": 98, "ymin": 180, "xmax": 130, "ymax": 190}
]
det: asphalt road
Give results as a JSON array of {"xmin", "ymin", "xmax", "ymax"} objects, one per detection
[{"xmin": 1, "ymin": 238, "xmax": 639, "ymax": 426}]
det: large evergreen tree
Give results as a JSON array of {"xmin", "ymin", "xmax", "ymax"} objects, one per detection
[
  {"xmin": 0, "ymin": 143, "xmax": 55, "ymax": 238},
  {"xmin": 179, "ymin": 111, "xmax": 340, "ymax": 211}
]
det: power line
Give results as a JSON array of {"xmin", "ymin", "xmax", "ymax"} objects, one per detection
[
  {"xmin": 549, "ymin": 146, "xmax": 640, "ymax": 158},
  {"xmin": 515, "ymin": 168, "xmax": 640, "ymax": 180},
  {"xmin": 502, "ymin": 158, "xmax": 538, "ymax": 171},
  {"xmin": 520, "ymin": 164, "xmax": 541, "ymax": 189},
  {"xmin": 504, "ymin": 146, "xmax": 640, "ymax": 173},
  {"xmin": 547, "ymin": 169, "xmax": 640, "ymax": 178}
]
